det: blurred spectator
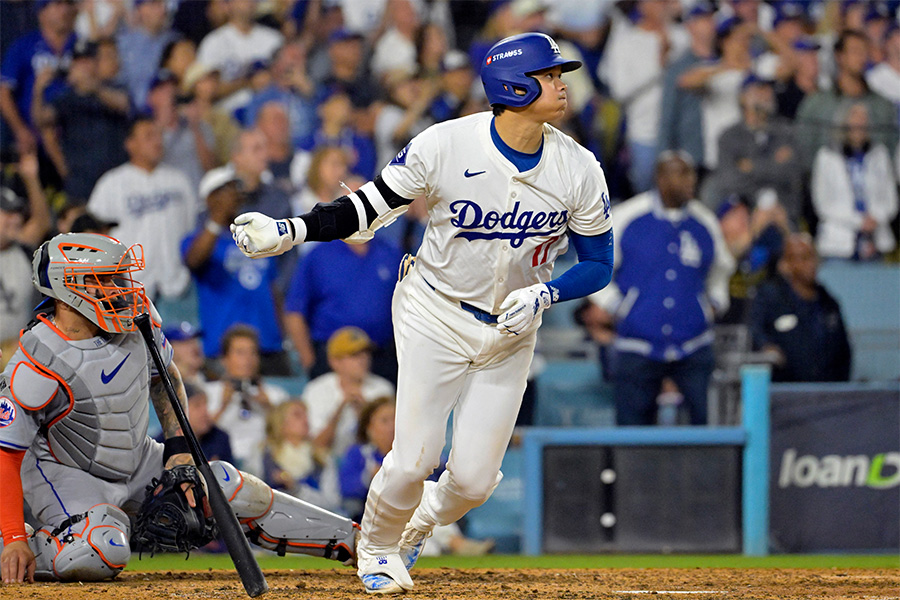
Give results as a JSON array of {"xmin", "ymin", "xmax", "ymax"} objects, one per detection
[
  {"xmin": 863, "ymin": 2, "xmax": 893, "ymax": 64},
  {"xmin": 317, "ymin": 28, "xmax": 380, "ymax": 110},
  {"xmin": 255, "ymin": 101, "xmax": 309, "ymax": 198},
  {"xmin": 182, "ymin": 166, "xmax": 290, "ymax": 375},
  {"xmin": 31, "ymin": 39, "xmax": 130, "ymax": 201},
  {"xmin": 158, "ymin": 36, "xmax": 197, "ymax": 88},
  {"xmin": 601, "ymin": 1, "xmax": 689, "ymax": 193},
  {"xmin": 416, "ymin": 21, "xmax": 450, "ymax": 81},
  {"xmin": 284, "ymin": 230, "xmax": 402, "ymax": 382},
  {"xmin": 181, "ymin": 61, "xmax": 240, "ymax": 166},
  {"xmin": 145, "ymin": 68, "xmax": 216, "ymax": 193},
  {"xmin": 658, "ymin": 1, "xmax": 717, "ymax": 168},
  {"xmin": 371, "ymin": 0, "xmax": 421, "ymax": 80},
  {"xmin": 163, "ymin": 320, "xmax": 208, "ymax": 386},
  {"xmin": 291, "ymin": 145, "xmax": 351, "ymax": 216},
  {"xmin": 795, "ymin": 29, "xmax": 899, "ymax": 171},
  {"xmin": 716, "ymin": 194, "xmax": 789, "ymax": 325},
  {"xmin": 679, "ymin": 17, "xmax": 755, "ymax": 171},
  {"xmin": 811, "ymin": 102, "xmax": 898, "ymax": 261},
  {"xmin": 116, "ymin": 0, "xmax": 179, "ymax": 109},
  {"xmin": 374, "ymin": 72, "xmax": 436, "ymax": 170},
  {"xmin": 1, "ymin": 0, "xmax": 77, "ymax": 158},
  {"xmin": 429, "ymin": 49, "xmax": 480, "ymax": 123},
  {"xmin": 74, "ymin": 0, "xmax": 125, "ymax": 42},
  {"xmin": 96, "ymin": 36, "xmax": 124, "ymax": 86},
  {"xmin": 204, "ymin": 324, "xmax": 288, "ymax": 476},
  {"xmin": 300, "ymin": 88, "xmax": 377, "ymax": 180},
  {"xmin": 262, "ymin": 399, "xmax": 342, "ymax": 512},
  {"xmin": 0, "ymin": 153, "xmax": 51, "ymax": 368},
  {"xmin": 69, "ymin": 210, "xmax": 117, "ymax": 234},
  {"xmin": 865, "ymin": 22, "xmax": 900, "ymax": 109},
  {"xmin": 87, "ymin": 115, "xmax": 197, "ymax": 302},
  {"xmin": 53, "ymin": 200, "xmax": 85, "ymax": 234},
  {"xmin": 754, "ymin": 1, "xmax": 810, "ymax": 83},
  {"xmin": 244, "ymin": 41, "xmax": 317, "ymax": 150},
  {"xmin": 775, "ymin": 37, "xmax": 821, "ymax": 121},
  {"xmin": 749, "ymin": 233, "xmax": 852, "ymax": 382},
  {"xmin": 708, "ymin": 75, "xmax": 801, "ymax": 222},
  {"xmin": 196, "ymin": 0, "xmax": 284, "ymax": 113},
  {"xmin": 339, "ymin": 396, "xmax": 395, "ymax": 522},
  {"xmin": 230, "ymin": 127, "xmax": 293, "ymax": 227},
  {"xmin": 302, "ymin": 327, "xmax": 395, "ymax": 458},
  {"xmin": 588, "ymin": 151, "xmax": 734, "ymax": 426},
  {"xmin": 184, "ymin": 380, "xmax": 234, "ymax": 464}
]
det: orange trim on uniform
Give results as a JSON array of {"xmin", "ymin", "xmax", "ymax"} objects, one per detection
[
  {"xmin": 10, "ymin": 361, "xmax": 58, "ymax": 410},
  {"xmin": 84, "ymin": 526, "xmax": 128, "ymax": 569},
  {"xmin": 37, "ymin": 528, "xmax": 63, "ymax": 552},
  {"xmin": 239, "ymin": 489, "xmax": 275, "ymax": 523},
  {"xmin": 0, "ymin": 448, "xmax": 27, "ymax": 546},
  {"xmin": 36, "ymin": 313, "xmax": 72, "ymax": 341},
  {"xmin": 15, "ymin": 341, "xmax": 74, "ymax": 460},
  {"xmin": 227, "ymin": 468, "xmax": 245, "ymax": 503},
  {"xmin": 246, "ymin": 524, "xmax": 331, "ymax": 550}
]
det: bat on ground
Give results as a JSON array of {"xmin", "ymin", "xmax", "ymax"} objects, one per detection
[{"xmin": 135, "ymin": 313, "xmax": 268, "ymax": 597}]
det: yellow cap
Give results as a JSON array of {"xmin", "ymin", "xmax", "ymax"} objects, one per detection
[{"xmin": 327, "ymin": 326, "xmax": 374, "ymax": 358}]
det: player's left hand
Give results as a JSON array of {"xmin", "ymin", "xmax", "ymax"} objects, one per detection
[{"xmin": 496, "ymin": 283, "xmax": 552, "ymax": 336}]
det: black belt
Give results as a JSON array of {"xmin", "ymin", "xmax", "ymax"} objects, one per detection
[{"xmin": 422, "ymin": 278, "xmax": 499, "ymax": 324}]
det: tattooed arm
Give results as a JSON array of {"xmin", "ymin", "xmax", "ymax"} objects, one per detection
[{"xmin": 149, "ymin": 361, "xmax": 194, "ymax": 468}]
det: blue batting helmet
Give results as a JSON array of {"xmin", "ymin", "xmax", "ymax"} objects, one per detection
[{"xmin": 481, "ymin": 33, "xmax": 582, "ymax": 108}]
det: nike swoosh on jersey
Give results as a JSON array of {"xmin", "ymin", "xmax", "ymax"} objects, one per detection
[
  {"xmin": 100, "ymin": 353, "xmax": 131, "ymax": 384},
  {"xmin": 464, "ymin": 169, "xmax": 486, "ymax": 178},
  {"xmin": 109, "ymin": 539, "xmax": 125, "ymax": 547},
  {"xmin": 221, "ymin": 464, "xmax": 230, "ymax": 482}
]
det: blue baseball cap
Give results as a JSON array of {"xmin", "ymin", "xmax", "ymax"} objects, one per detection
[
  {"xmin": 741, "ymin": 73, "xmax": 774, "ymax": 89},
  {"xmin": 35, "ymin": 0, "xmax": 74, "ymax": 11},
  {"xmin": 865, "ymin": 2, "xmax": 891, "ymax": 22},
  {"xmin": 164, "ymin": 321, "xmax": 202, "ymax": 342},
  {"xmin": 328, "ymin": 28, "xmax": 364, "ymax": 44},
  {"xmin": 716, "ymin": 194, "xmax": 748, "ymax": 220},
  {"xmin": 716, "ymin": 16, "xmax": 742, "ymax": 39},
  {"xmin": 148, "ymin": 68, "xmax": 177, "ymax": 91},
  {"xmin": 686, "ymin": 1, "xmax": 715, "ymax": 20},
  {"xmin": 792, "ymin": 36, "xmax": 821, "ymax": 52},
  {"xmin": 773, "ymin": 1, "xmax": 808, "ymax": 27}
]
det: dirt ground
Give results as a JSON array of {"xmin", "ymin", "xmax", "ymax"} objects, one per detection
[{"xmin": 1, "ymin": 568, "xmax": 898, "ymax": 600}]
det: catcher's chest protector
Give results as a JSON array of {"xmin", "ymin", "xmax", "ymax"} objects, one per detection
[{"xmin": 18, "ymin": 323, "xmax": 151, "ymax": 480}]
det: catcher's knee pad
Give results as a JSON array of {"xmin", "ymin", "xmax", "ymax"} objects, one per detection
[
  {"xmin": 32, "ymin": 504, "xmax": 130, "ymax": 581},
  {"xmin": 210, "ymin": 460, "xmax": 357, "ymax": 563}
]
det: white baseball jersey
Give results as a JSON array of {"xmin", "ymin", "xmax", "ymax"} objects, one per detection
[
  {"xmin": 380, "ymin": 111, "xmax": 612, "ymax": 313},
  {"xmin": 88, "ymin": 163, "xmax": 198, "ymax": 299}
]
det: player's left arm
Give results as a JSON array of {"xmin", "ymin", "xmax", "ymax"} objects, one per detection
[{"xmin": 150, "ymin": 359, "xmax": 193, "ymax": 469}]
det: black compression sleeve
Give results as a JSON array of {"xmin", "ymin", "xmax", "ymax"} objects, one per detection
[{"xmin": 298, "ymin": 177, "xmax": 413, "ymax": 242}]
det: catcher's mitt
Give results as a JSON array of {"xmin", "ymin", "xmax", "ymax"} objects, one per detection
[{"xmin": 133, "ymin": 465, "xmax": 217, "ymax": 556}]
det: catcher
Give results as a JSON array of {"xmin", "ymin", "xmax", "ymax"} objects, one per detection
[{"xmin": 0, "ymin": 233, "xmax": 356, "ymax": 585}]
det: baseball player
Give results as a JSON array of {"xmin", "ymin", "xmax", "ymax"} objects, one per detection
[
  {"xmin": 0, "ymin": 233, "xmax": 355, "ymax": 585},
  {"xmin": 231, "ymin": 33, "xmax": 614, "ymax": 594}
]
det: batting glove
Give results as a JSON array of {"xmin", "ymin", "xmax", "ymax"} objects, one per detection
[
  {"xmin": 231, "ymin": 212, "xmax": 305, "ymax": 258},
  {"xmin": 496, "ymin": 283, "xmax": 553, "ymax": 336}
]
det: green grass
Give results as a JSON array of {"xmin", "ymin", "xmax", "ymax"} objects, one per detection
[{"xmin": 128, "ymin": 553, "xmax": 900, "ymax": 572}]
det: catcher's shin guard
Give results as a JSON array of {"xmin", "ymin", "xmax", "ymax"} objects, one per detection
[
  {"xmin": 210, "ymin": 460, "xmax": 357, "ymax": 563},
  {"xmin": 31, "ymin": 504, "xmax": 131, "ymax": 581}
]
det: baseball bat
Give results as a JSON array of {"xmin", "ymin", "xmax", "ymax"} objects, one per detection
[{"xmin": 135, "ymin": 313, "xmax": 268, "ymax": 598}]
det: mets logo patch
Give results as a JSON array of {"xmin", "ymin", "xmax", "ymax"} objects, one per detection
[{"xmin": 0, "ymin": 397, "xmax": 16, "ymax": 427}]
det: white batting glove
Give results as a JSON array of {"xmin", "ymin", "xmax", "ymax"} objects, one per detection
[
  {"xmin": 496, "ymin": 283, "xmax": 553, "ymax": 336},
  {"xmin": 230, "ymin": 212, "xmax": 303, "ymax": 258}
]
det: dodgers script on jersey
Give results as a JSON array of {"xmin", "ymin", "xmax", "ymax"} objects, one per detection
[{"xmin": 380, "ymin": 111, "xmax": 612, "ymax": 314}]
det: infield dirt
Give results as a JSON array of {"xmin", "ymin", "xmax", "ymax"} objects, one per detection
[{"xmin": 1, "ymin": 568, "xmax": 898, "ymax": 599}]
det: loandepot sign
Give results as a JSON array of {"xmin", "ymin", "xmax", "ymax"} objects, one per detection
[{"xmin": 778, "ymin": 449, "xmax": 900, "ymax": 489}]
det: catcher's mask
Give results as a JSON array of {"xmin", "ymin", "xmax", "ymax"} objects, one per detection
[{"xmin": 33, "ymin": 232, "xmax": 148, "ymax": 333}]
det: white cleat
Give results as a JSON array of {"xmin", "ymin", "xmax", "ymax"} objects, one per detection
[
  {"xmin": 398, "ymin": 525, "xmax": 432, "ymax": 571},
  {"xmin": 358, "ymin": 553, "xmax": 414, "ymax": 595}
]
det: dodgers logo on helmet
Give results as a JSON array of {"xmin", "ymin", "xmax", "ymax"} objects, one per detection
[{"xmin": 0, "ymin": 397, "xmax": 16, "ymax": 428}]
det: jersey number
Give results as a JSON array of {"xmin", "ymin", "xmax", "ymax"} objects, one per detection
[{"xmin": 532, "ymin": 236, "xmax": 559, "ymax": 267}]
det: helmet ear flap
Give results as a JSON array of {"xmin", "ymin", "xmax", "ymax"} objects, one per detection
[{"xmin": 35, "ymin": 242, "xmax": 52, "ymax": 291}]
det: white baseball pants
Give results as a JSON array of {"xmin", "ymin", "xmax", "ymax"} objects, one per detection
[{"xmin": 358, "ymin": 268, "xmax": 536, "ymax": 554}]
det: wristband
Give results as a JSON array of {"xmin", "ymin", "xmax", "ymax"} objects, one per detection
[
  {"xmin": 205, "ymin": 220, "xmax": 224, "ymax": 236},
  {"xmin": 163, "ymin": 436, "xmax": 191, "ymax": 462}
]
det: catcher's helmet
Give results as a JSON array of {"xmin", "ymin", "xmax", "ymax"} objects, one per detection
[
  {"xmin": 481, "ymin": 32, "xmax": 582, "ymax": 108},
  {"xmin": 33, "ymin": 233, "xmax": 148, "ymax": 333}
]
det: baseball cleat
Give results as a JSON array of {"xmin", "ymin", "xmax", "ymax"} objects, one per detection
[
  {"xmin": 358, "ymin": 553, "xmax": 414, "ymax": 595},
  {"xmin": 398, "ymin": 524, "xmax": 432, "ymax": 571}
]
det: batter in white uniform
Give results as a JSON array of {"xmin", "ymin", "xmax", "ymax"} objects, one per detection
[{"xmin": 231, "ymin": 32, "xmax": 615, "ymax": 595}]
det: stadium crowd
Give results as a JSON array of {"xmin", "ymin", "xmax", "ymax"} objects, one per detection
[{"xmin": 1, "ymin": 0, "xmax": 899, "ymax": 527}]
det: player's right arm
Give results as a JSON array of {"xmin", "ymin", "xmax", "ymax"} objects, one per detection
[{"xmin": 0, "ymin": 448, "xmax": 34, "ymax": 585}]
